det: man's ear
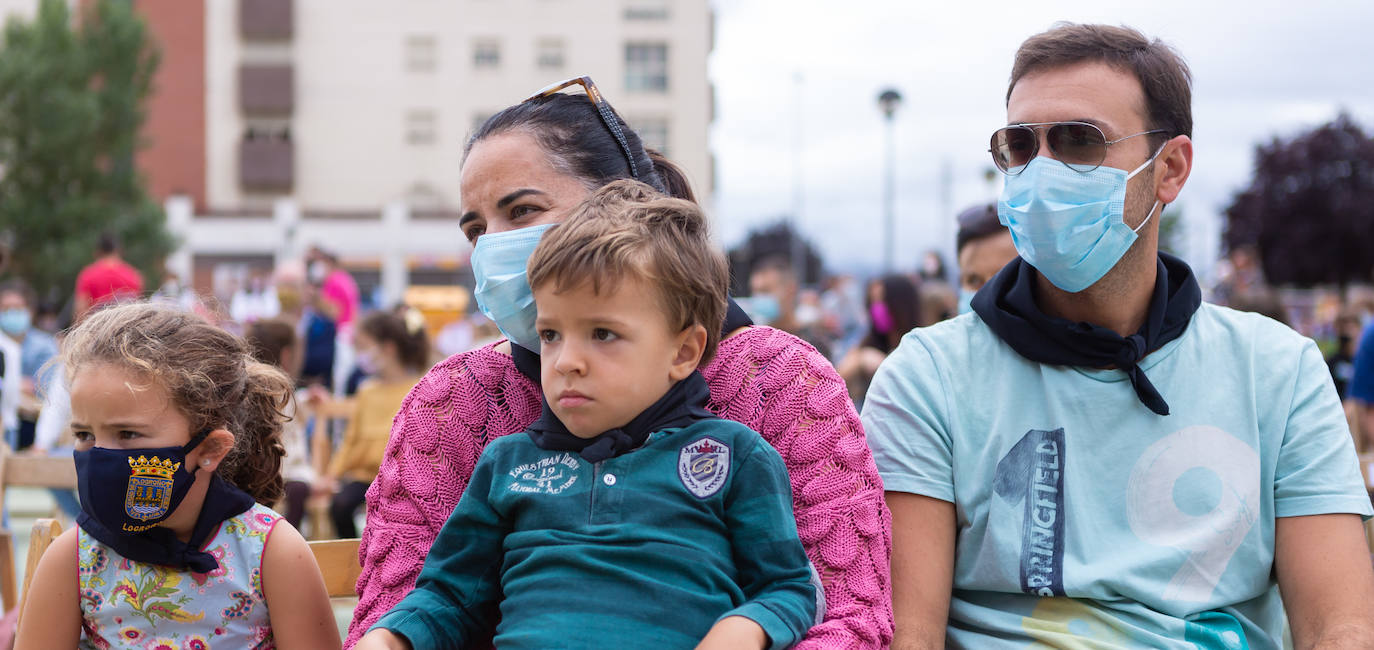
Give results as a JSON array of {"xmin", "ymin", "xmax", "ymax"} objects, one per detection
[
  {"xmin": 669, "ymin": 324, "xmax": 708, "ymax": 382},
  {"xmin": 186, "ymin": 428, "xmax": 235, "ymax": 475},
  {"xmin": 1154, "ymin": 134, "xmax": 1192, "ymax": 205}
]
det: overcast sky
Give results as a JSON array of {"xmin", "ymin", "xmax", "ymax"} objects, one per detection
[{"xmin": 708, "ymin": 0, "xmax": 1374, "ymax": 283}]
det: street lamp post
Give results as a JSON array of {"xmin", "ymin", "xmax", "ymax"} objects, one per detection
[{"xmin": 877, "ymin": 88, "xmax": 903, "ymax": 272}]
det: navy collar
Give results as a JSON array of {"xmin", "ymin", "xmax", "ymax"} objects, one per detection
[{"xmin": 971, "ymin": 253, "xmax": 1202, "ymax": 416}]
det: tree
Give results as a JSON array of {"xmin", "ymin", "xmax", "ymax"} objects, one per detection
[
  {"xmin": 1223, "ymin": 113, "xmax": 1374, "ymax": 287},
  {"xmin": 0, "ymin": 0, "xmax": 173, "ymax": 304},
  {"xmin": 726, "ymin": 220, "xmax": 826, "ymax": 297}
]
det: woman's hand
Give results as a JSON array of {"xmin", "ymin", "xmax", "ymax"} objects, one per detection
[
  {"xmin": 355, "ymin": 628, "xmax": 413, "ymax": 650},
  {"xmin": 312, "ymin": 475, "xmax": 339, "ymax": 497},
  {"xmin": 694, "ymin": 616, "xmax": 767, "ymax": 650}
]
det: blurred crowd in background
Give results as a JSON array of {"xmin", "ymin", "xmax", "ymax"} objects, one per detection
[{"xmin": 7, "ymin": 191, "xmax": 1370, "ymax": 545}]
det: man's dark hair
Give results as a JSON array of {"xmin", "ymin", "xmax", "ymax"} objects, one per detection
[
  {"xmin": 955, "ymin": 203, "xmax": 1007, "ymax": 254},
  {"xmin": 1008, "ymin": 23, "xmax": 1192, "ymax": 148},
  {"xmin": 0, "ymin": 278, "xmax": 35, "ymax": 308},
  {"xmin": 97, "ymin": 231, "xmax": 120, "ymax": 254}
]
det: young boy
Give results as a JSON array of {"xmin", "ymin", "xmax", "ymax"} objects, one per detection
[{"xmin": 359, "ymin": 181, "xmax": 817, "ymax": 650}]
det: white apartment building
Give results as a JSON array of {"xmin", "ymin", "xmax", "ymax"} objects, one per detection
[{"xmin": 181, "ymin": 0, "xmax": 714, "ymax": 305}]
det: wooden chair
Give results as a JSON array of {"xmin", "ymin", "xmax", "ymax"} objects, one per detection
[
  {"xmin": 307, "ymin": 537, "xmax": 362, "ymax": 599},
  {"xmin": 0, "ymin": 450, "xmax": 78, "ymax": 611},
  {"xmin": 302, "ymin": 397, "xmax": 354, "ymax": 541},
  {"xmin": 16, "ymin": 518, "xmax": 62, "ymax": 632}
]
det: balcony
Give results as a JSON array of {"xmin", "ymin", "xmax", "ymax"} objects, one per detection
[
  {"xmin": 240, "ymin": 64, "xmax": 293, "ymax": 115},
  {"xmin": 239, "ymin": 133, "xmax": 293, "ymax": 191},
  {"xmin": 240, "ymin": 0, "xmax": 293, "ymax": 40}
]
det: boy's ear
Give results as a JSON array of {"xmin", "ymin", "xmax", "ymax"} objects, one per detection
[
  {"xmin": 186, "ymin": 428, "xmax": 236, "ymax": 475},
  {"xmin": 669, "ymin": 323, "xmax": 708, "ymax": 382}
]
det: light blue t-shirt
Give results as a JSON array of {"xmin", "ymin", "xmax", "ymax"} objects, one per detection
[{"xmin": 863, "ymin": 303, "xmax": 1372, "ymax": 649}]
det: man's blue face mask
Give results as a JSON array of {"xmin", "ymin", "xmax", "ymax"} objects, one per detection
[{"xmin": 997, "ymin": 150, "xmax": 1162, "ymax": 293}]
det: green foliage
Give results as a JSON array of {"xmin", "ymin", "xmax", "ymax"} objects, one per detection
[{"xmin": 0, "ymin": 0, "xmax": 173, "ymax": 303}]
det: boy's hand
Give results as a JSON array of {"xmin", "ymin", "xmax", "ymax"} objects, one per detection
[
  {"xmin": 355, "ymin": 629, "xmax": 412, "ymax": 650},
  {"xmin": 695, "ymin": 616, "xmax": 767, "ymax": 650}
]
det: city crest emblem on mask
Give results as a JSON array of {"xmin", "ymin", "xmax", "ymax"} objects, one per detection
[
  {"xmin": 125, "ymin": 455, "xmax": 181, "ymax": 521},
  {"xmin": 679, "ymin": 437, "xmax": 730, "ymax": 499}
]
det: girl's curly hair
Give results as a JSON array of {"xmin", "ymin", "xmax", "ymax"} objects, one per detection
[{"xmin": 61, "ymin": 302, "xmax": 292, "ymax": 504}]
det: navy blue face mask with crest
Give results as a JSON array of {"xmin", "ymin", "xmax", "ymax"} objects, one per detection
[{"xmin": 73, "ymin": 429, "xmax": 255, "ymax": 572}]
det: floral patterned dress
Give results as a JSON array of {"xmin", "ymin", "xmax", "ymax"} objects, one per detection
[{"xmin": 77, "ymin": 503, "xmax": 282, "ymax": 650}]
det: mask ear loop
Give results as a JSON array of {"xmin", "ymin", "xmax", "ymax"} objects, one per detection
[
  {"xmin": 1133, "ymin": 201, "xmax": 1163, "ymax": 234},
  {"xmin": 182, "ymin": 427, "xmax": 215, "ymax": 473},
  {"xmin": 1127, "ymin": 141, "xmax": 1168, "ymax": 234}
]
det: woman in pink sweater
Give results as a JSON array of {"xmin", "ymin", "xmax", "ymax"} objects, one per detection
[{"xmin": 345, "ymin": 78, "xmax": 893, "ymax": 649}]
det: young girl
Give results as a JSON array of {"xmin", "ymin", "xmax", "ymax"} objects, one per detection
[
  {"xmin": 311, "ymin": 310, "xmax": 427, "ymax": 539},
  {"xmin": 17, "ymin": 302, "xmax": 340, "ymax": 649}
]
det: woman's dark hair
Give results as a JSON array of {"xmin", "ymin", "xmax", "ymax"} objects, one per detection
[
  {"xmin": 864, "ymin": 274, "xmax": 921, "ymax": 354},
  {"xmin": 245, "ymin": 319, "xmax": 297, "ymax": 368},
  {"xmin": 466, "ymin": 93, "xmax": 696, "ymax": 203},
  {"xmin": 358, "ymin": 310, "xmax": 429, "ymax": 373},
  {"xmin": 61, "ymin": 302, "xmax": 292, "ymax": 505}
]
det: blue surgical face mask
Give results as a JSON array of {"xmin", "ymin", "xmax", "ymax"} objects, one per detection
[
  {"xmin": 957, "ymin": 288, "xmax": 976, "ymax": 315},
  {"xmin": 0, "ymin": 308, "xmax": 30, "ymax": 336},
  {"xmin": 998, "ymin": 152, "xmax": 1162, "ymax": 293},
  {"xmin": 470, "ymin": 224, "xmax": 557, "ymax": 350},
  {"xmin": 744, "ymin": 294, "xmax": 781, "ymax": 326}
]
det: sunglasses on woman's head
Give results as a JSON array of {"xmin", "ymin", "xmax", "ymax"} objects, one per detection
[
  {"xmin": 524, "ymin": 75, "xmax": 640, "ymax": 180},
  {"xmin": 989, "ymin": 121, "xmax": 1167, "ymax": 175}
]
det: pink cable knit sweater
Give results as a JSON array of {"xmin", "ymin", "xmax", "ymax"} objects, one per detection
[{"xmin": 345, "ymin": 326, "xmax": 893, "ymax": 648}]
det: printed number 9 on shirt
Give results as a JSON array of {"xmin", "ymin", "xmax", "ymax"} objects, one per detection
[{"xmin": 1126, "ymin": 425, "xmax": 1260, "ymax": 602}]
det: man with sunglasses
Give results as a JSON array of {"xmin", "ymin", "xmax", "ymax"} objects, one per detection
[{"xmin": 863, "ymin": 23, "xmax": 1374, "ymax": 649}]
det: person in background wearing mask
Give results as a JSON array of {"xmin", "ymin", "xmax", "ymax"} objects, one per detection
[
  {"xmin": 307, "ymin": 245, "xmax": 361, "ymax": 334},
  {"xmin": 0, "ymin": 280, "xmax": 57, "ymax": 449},
  {"xmin": 864, "ymin": 23, "xmax": 1374, "ymax": 648},
  {"xmin": 954, "ymin": 202, "xmax": 1019, "ymax": 315},
  {"xmin": 312, "ymin": 309, "xmax": 428, "ymax": 538},
  {"xmin": 748, "ymin": 256, "xmax": 832, "ymax": 359},
  {"xmin": 837, "ymin": 275, "xmax": 919, "ymax": 409}
]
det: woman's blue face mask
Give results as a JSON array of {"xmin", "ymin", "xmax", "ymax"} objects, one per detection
[{"xmin": 470, "ymin": 224, "xmax": 557, "ymax": 350}]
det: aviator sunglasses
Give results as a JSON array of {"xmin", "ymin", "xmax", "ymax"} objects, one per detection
[
  {"xmin": 989, "ymin": 121, "xmax": 1166, "ymax": 175},
  {"xmin": 524, "ymin": 75, "xmax": 641, "ymax": 180}
]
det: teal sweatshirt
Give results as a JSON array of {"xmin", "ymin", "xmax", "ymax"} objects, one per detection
[{"xmin": 371, "ymin": 418, "xmax": 818, "ymax": 649}]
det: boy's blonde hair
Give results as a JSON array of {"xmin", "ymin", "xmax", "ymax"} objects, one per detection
[
  {"xmin": 61, "ymin": 302, "xmax": 293, "ymax": 504},
  {"xmin": 527, "ymin": 179, "xmax": 729, "ymax": 365}
]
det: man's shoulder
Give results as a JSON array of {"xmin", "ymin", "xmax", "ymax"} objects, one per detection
[
  {"xmin": 892, "ymin": 311, "xmax": 1007, "ymax": 366},
  {"xmin": 1191, "ymin": 302, "xmax": 1313, "ymax": 356}
]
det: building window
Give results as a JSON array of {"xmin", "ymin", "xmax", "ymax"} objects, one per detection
[
  {"xmin": 406, "ymin": 34, "xmax": 437, "ymax": 72},
  {"xmin": 536, "ymin": 38, "xmax": 564, "ymax": 70},
  {"xmin": 625, "ymin": 43, "xmax": 668, "ymax": 92},
  {"xmin": 407, "ymin": 110, "xmax": 438, "ymax": 146},
  {"xmin": 632, "ymin": 117, "xmax": 669, "ymax": 156},
  {"xmin": 473, "ymin": 38, "xmax": 500, "ymax": 69},
  {"xmin": 624, "ymin": 0, "xmax": 669, "ymax": 20}
]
